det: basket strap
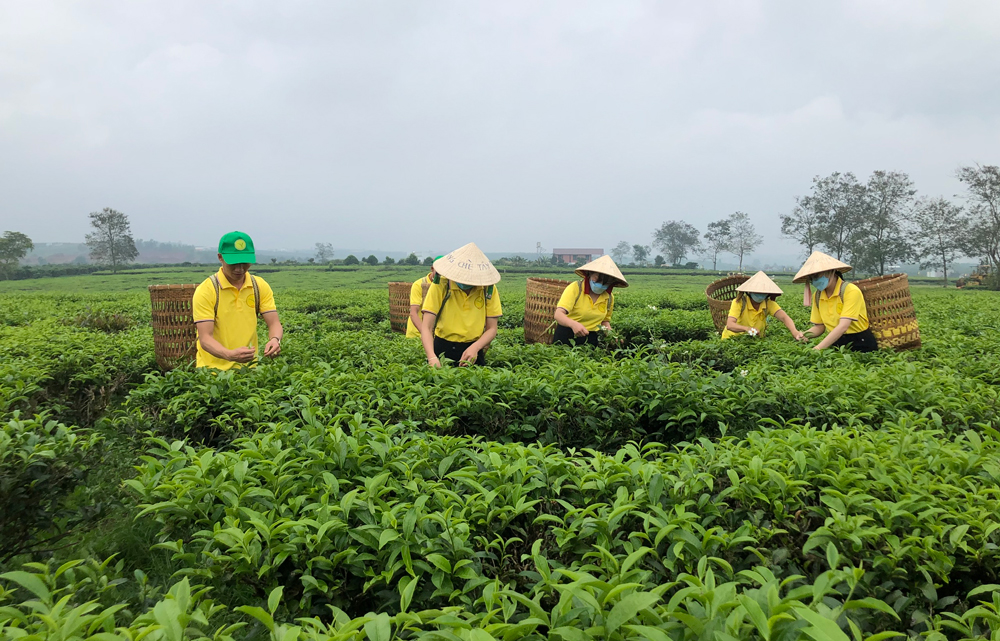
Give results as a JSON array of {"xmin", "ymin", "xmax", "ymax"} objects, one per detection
[
  {"xmin": 210, "ymin": 274, "xmax": 221, "ymax": 320},
  {"xmin": 251, "ymin": 275, "xmax": 260, "ymax": 317},
  {"xmin": 433, "ymin": 279, "xmax": 452, "ymax": 330},
  {"xmin": 211, "ymin": 274, "xmax": 261, "ymax": 320},
  {"xmin": 815, "ymin": 279, "xmax": 850, "ymax": 309}
]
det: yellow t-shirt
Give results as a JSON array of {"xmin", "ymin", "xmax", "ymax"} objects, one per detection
[
  {"xmin": 810, "ymin": 278, "xmax": 869, "ymax": 334},
  {"xmin": 556, "ymin": 281, "xmax": 613, "ymax": 331},
  {"xmin": 721, "ymin": 296, "xmax": 781, "ymax": 340},
  {"xmin": 192, "ymin": 270, "xmax": 277, "ymax": 370},
  {"xmin": 421, "ymin": 280, "xmax": 502, "ymax": 343},
  {"xmin": 405, "ymin": 274, "xmax": 433, "ymax": 339}
]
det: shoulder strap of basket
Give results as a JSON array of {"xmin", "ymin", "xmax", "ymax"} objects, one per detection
[
  {"xmin": 210, "ymin": 274, "xmax": 221, "ymax": 320},
  {"xmin": 814, "ymin": 279, "xmax": 848, "ymax": 308},
  {"xmin": 251, "ymin": 274, "xmax": 261, "ymax": 318},
  {"xmin": 210, "ymin": 274, "xmax": 261, "ymax": 320},
  {"xmin": 575, "ymin": 279, "xmax": 585, "ymax": 307},
  {"xmin": 432, "ymin": 278, "xmax": 452, "ymax": 330},
  {"xmin": 420, "ymin": 275, "xmax": 431, "ymax": 305},
  {"xmin": 739, "ymin": 293, "xmax": 747, "ymax": 317}
]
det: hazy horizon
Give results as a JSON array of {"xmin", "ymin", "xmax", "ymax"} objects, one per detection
[{"xmin": 3, "ymin": 2, "xmax": 999, "ymax": 263}]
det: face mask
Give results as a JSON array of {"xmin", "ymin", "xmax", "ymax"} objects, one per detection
[
  {"xmin": 750, "ymin": 293, "xmax": 767, "ymax": 303},
  {"xmin": 811, "ymin": 275, "xmax": 830, "ymax": 291},
  {"xmin": 456, "ymin": 283, "xmax": 474, "ymax": 291},
  {"xmin": 590, "ymin": 280, "xmax": 608, "ymax": 294}
]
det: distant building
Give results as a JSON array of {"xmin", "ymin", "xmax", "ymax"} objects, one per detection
[{"xmin": 552, "ymin": 248, "xmax": 604, "ymax": 264}]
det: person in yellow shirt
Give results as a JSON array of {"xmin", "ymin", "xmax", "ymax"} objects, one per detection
[
  {"xmin": 192, "ymin": 231, "xmax": 283, "ymax": 369},
  {"xmin": 553, "ymin": 255, "xmax": 627, "ymax": 346},
  {"xmin": 405, "ymin": 256, "xmax": 442, "ymax": 339},
  {"xmin": 420, "ymin": 243, "xmax": 502, "ymax": 367},
  {"xmin": 721, "ymin": 271, "xmax": 803, "ymax": 341},
  {"xmin": 793, "ymin": 251, "xmax": 876, "ymax": 352}
]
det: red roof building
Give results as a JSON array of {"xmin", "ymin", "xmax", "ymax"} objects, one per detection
[{"xmin": 551, "ymin": 248, "xmax": 604, "ymax": 264}]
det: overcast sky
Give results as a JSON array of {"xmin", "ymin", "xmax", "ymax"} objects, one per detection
[{"xmin": 2, "ymin": 1, "xmax": 999, "ymax": 261}]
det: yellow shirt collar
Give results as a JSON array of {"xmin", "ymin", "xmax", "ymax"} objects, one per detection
[{"xmin": 217, "ymin": 268, "xmax": 251, "ymax": 290}]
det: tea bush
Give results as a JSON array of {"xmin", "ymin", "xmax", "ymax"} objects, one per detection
[
  {"xmin": 2, "ymin": 274, "xmax": 1000, "ymax": 640},
  {"xmin": 0, "ymin": 413, "xmax": 102, "ymax": 562}
]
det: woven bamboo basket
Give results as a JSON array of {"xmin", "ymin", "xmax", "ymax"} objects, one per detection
[
  {"xmin": 388, "ymin": 280, "xmax": 430, "ymax": 334},
  {"xmin": 149, "ymin": 284, "xmax": 198, "ymax": 370},
  {"xmin": 705, "ymin": 274, "xmax": 750, "ymax": 334},
  {"xmin": 853, "ymin": 273, "xmax": 921, "ymax": 351},
  {"xmin": 524, "ymin": 277, "xmax": 572, "ymax": 344}
]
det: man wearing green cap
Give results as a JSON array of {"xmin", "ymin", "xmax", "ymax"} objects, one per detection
[{"xmin": 191, "ymin": 231, "xmax": 283, "ymax": 369}]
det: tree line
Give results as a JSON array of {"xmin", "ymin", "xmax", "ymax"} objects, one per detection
[
  {"xmin": 3, "ymin": 164, "xmax": 998, "ymax": 285},
  {"xmin": 611, "ymin": 210, "xmax": 762, "ymax": 272},
  {"xmin": 611, "ymin": 163, "xmax": 1000, "ymax": 286}
]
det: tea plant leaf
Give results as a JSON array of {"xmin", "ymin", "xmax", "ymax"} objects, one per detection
[
  {"xmin": 843, "ymin": 598, "xmax": 900, "ymax": 620},
  {"xmin": 738, "ymin": 594, "xmax": 770, "ymax": 640},
  {"xmin": 796, "ymin": 606, "xmax": 851, "ymax": 641},
  {"xmin": 267, "ymin": 586, "xmax": 283, "ymax": 614},
  {"xmin": 0, "ymin": 572, "xmax": 51, "ymax": 603},
  {"xmin": 363, "ymin": 612, "xmax": 392, "ymax": 641},
  {"xmin": 606, "ymin": 592, "xmax": 660, "ymax": 633}
]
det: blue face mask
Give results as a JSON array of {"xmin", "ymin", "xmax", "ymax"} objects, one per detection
[
  {"xmin": 456, "ymin": 283, "xmax": 474, "ymax": 292},
  {"xmin": 590, "ymin": 280, "xmax": 608, "ymax": 294},
  {"xmin": 811, "ymin": 275, "xmax": 830, "ymax": 291},
  {"xmin": 750, "ymin": 293, "xmax": 768, "ymax": 303}
]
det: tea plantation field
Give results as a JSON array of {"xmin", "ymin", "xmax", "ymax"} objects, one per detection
[{"xmin": 2, "ymin": 266, "xmax": 1000, "ymax": 640}]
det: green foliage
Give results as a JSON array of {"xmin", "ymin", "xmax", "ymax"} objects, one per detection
[
  {"xmin": 0, "ymin": 413, "xmax": 103, "ymax": 562},
  {"xmin": 3, "ymin": 270, "xmax": 1000, "ymax": 640},
  {"xmin": 67, "ymin": 306, "xmax": 136, "ymax": 333}
]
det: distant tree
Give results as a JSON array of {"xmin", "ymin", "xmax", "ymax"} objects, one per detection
[
  {"xmin": 703, "ymin": 219, "xmax": 731, "ymax": 271},
  {"xmin": 383, "ymin": 256, "xmax": 396, "ymax": 265},
  {"xmin": 315, "ymin": 242, "xmax": 334, "ymax": 264},
  {"xmin": 307, "ymin": 258, "xmax": 315, "ymax": 264},
  {"xmin": 632, "ymin": 244, "xmax": 650, "ymax": 266},
  {"xmin": 800, "ymin": 172, "xmax": 866, "ymax": 262},
  {"xmin": 956, "ymin": 164, "xmax": 1000, "ymax": 277},
  {"xmin": 611, "ymin": 241, "xmax": 631, "ymax": 264},
  {"xmin": 344, "ymin": 254, "xmax": 360, "ymax": 266},
  {"xmin": 403, "ymin": 252, "xmax": 420, "ymax": 266},
  {"xmin": 0, "ymin": 231, "xmax": 33, "ymax": 280},
  {"xmin": 725, "ymin": 212, "xmax": 762, "ymax": 272},
  {"xmin": 779, "ymin": 201, "xmax": 821, "ymax": 257},
  {"xmin": 652, "ymin": 220, "xmax": 700, "ymax": 265},
  {"xmin": 911, "ymin": 197, "xmax": 967, "ymax": 286},
  {"xmin": 854, "ymin": 171, "xmax": 915, "ymax": 276},
  {"xmin": 364, "ymin": 255, "xmax": 379, "ymax": 266},
  {"xmin": 422, "ymin": 256, "xmax": 434, "ymax": 266},
  {"xmin": 270, "ymin": 258, "xmax": 277, "ymax": 265},
  {"xmin": 654, "ymin": 255, "xmax": 665, "ymax": 267},
  {"xmin": 85, "ymin": 207, "xmax": 138, "ymax": 273}
]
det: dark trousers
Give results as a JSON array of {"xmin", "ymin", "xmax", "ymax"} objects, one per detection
[
  {"xmin": 832, "ymin": 328, "xmax": 878, "ymax": 352},
  {"xmin": 553, "ymin": 324, "xmax": 601, "ymax": 347},
  {"xmin": 433, "ymin": 336, "xmax": 486, "ymax": 366}
]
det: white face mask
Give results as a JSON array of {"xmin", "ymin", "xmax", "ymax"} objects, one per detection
[{"xmin": 591, "ymin": 280, "xmax": 608, "ymax": 294}]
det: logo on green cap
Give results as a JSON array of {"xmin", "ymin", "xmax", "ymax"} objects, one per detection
[{"xmin": 219, "ymin": 231, "xmax": 256, "ymax": 264}]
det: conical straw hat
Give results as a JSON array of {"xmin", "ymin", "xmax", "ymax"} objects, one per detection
[
  {"xmin": 736, "ymin": 271, "xmax": 783, "ymax": 296},
  {"xmin": 575, "ymin": 255, "xmax": 628, "ymax": 288},
  {"xmin": 433, "ymin": 242, "xmax": 501, "ymax": 286},
  {"xmin": 792, "ymin": 251, "xmax": 852, "ymax": 283}
]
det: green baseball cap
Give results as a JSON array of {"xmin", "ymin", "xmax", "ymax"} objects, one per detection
[{"xmin": 218, "ymin": 231, "xmax": 256, "ymax": 264}]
